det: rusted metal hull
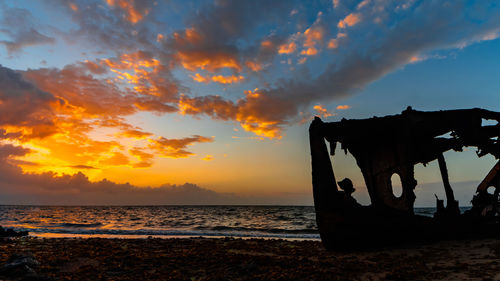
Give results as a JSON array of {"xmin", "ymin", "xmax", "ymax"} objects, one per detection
[
  {"xmin": 310, "ymin": 108, "xmax": 500, "ymax": 250},
  {"xmin": 315, "ymin": 207, "xmax": 500, "ymax": 250}
]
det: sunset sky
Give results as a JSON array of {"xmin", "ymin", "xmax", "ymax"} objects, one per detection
[{"xmin": 0, "ymin": 0, "xmax": 499, "ymax": 205}]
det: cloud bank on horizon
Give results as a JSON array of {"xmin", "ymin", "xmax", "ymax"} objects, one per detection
[
  {"xmin": 0, "ymin": 0, "xmax": 499, "ymax": 203},
  {"xmin": 0, "ymin": 142, "xmax": 313, "ymax": 205}
]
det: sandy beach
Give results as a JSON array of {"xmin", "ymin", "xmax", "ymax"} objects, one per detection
[{"xmin": 0, "ymin": 237, "xmax": 499, "ymax": 280}]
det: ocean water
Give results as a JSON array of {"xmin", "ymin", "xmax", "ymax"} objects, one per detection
[
  {"xmin": 0, "ymin": 206, "xmax": 319, "ymax": 240},
  {"xmin": 0, "ymin": 206, "xmax": 470, "ymax": 240}
]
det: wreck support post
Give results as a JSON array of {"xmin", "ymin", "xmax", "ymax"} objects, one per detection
[
  {"xmin": 437, "ymin": 153, "xmax": 460, "ymax": 215},
  {"xmin": 309, "ymin": 117, "xmax": 339, "ymax": 212},
  {"xmin": 476, "ymin": 161, "xmax": 500, "ymax": 193},
  {"xmin": 310, "ymin": 117, "xmax": 342, "ymax": 249}
]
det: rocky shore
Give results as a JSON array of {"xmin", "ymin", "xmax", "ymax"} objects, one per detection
[
  {"xmin": 0, "ymin": 226, "xmax": 28, "ymax": 238},
  {"xmin": 0, "ymin": 237, "xmax": 499, "ymax": 280}
]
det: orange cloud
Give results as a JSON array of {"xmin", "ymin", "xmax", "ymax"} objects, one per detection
[
  {"xmin": 409, "ymin": 56, "xmax": 421, "ymax": 63},
  {"xmin": 336, "ymin": 105, "xmax": 351, "ymax": 110},
  {"xmin": 148, "ymin": 135, "xmax": 214, "ymax": 158},
  {"xmin": 101, "ymin": 51, "xmax": 178, "ymax": 103},
  {"xmin": 278, "ymin": 41, "xmax": 297, "ymax": 54},
  {"xmin": 202, "ymin": 155, "xmax": 213, "ymax": 161},
  {"xmin": 100, "ymin": 152, "xmax": 130, "ymax": 166},
  {"xmin": 304, "ymin": 28, "xmax": 323, "ymax": 48},
  {"xmin": 191, "ymin": 73, "xmax": 209, "ymax": 83},
  {"xmin": 173, "ymin": 28, "xmax": 202, "ymax": 46},
  {"xmin": 301, "ymin": 47, "xmax": 318, "ymax": 56},
  {"xmin": 298, "ymin": 26, "xmax": 323, "ymax": 56},
  {"xmin": 356, "ymin": 0, "xmax": 370, "ymax": 10},
  {"xmin": 23, "ymin": 65, "xmax": 137, "ymax": 118},
  {"xmin": 191, "ymin": 73, "xmax": 244, "ymax": 84},
  {"xmin": 119, "ymin": 129, "xmax": 153, "ymax": 139},
  {"xmin": 0, "ymin": 58, "xmax": 209, "ymax": 178},
  {"xmin": 18, "ymin": 116, "xmax": 213, "ymax": 175},
  {"xmin": 133, "ymin": 99, "xmax": 177, "ymax": 113},
  {"xmin": 129, "ymin": 147, "xmax": 154, "ymax": 168},
  {"xmin": 81, "ymin": 60, "xmax": 107, "ymax": 75},
  {"xmin": 185, "ymin": 28, "xmax": 202, "ymax": 43},
  {"xmin": 328, "ymin": 33, "xmax": 347, "ymax": 50},
  {"xmin": 102, "ymin": 52, "xmax": 160, "ymax": 71},
  {"xmin": 240, "ymin": 120, "xmax": 282, "ymax": 139},
  {"xmin": 313, "ymin": 105, "xmax": 334, "ymax": 118},
  {"xmin": 245, "ymin": 61, "xmax": 262, "ymax": 72},
  {"xmin": 338, "ymin": 13, "xmax": 361, "ymax": 29},
  {"xmin": 178, "ymin": 95, "xmax": 238, "ymax": 119},
  {"xmin": 69, "ymin": 3, "xmax": 78, "ymax": 12},
  {"xmin": 21, "ymin": 131, "xmax": 126, "ymax": 175},
  {"xmin": 106, "ymin": 0, "xmax": 148, "ymax": 24},
  {"xmin": 0, "ymin": 146, "xmax": 239, "ymax": 204},
  {"xmin": 260, "ymin": 40, "xmax": 274, "ymax": 49},
  {"xmin": 327, "ymin": 39, "xmax": 338, "ymax": 49},
  {"xmin": 211, "ymin": 75, "xmax": 244, "ymax": 84},
  {"xmin": 178, "ymin": 89, "xmax": 293, "ymax": 139},
  {"xmin": 177, "ymin": 50, "xmax": 242, "ymax": 72}
]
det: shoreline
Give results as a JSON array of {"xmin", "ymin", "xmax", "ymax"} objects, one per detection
[
  {"xmin": 1, "ymin": 236, "xmax": 499, "ymax": 280},
  {"xmin": 28, "ymin": 232, "xmax": 321, "ymax": 241}
]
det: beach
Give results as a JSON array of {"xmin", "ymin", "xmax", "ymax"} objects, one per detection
[{"xmin": 1, "ymin": 237, "xmax": 499, "ymax": 280}]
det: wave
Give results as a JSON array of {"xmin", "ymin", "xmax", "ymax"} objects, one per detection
[
  {"xmin": 56, "ymin": 223, "xmax": 103, "ymax": 228},
  {"xmin": 20, "ymin": 227, "xmax": 320, "ymax": 239},
  {"xmin": 207, "ymin": 225, "xmax": 317, "ymax": 234}
]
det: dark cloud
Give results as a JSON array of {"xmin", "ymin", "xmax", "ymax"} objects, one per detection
[
  {"xmin": 48, "ymin": 0, "xmax": 157, "ymax": 52},
  {"xmin": 166, "ymin": 0, "xmax": 295, "ymax": 73},
  {"xmin": 179, "ymin": 1, "xmax": 500, "ymax": 137},
  {"xmin": 0, "ymin": 129, "xmax": 22, "ymax": 140},
  {"xmin": 100, "ymin": 51, "xmax": 180, "ymax": 104},
  {"xmin": 0, "ymin": 144, "xmax": 33, "ymax": 179},
  {"xmin": 0, "ymin": 166, "xmax": 233, "ymax": 206},
  {"xmin": 0, "ymin": 144, "xmax": 31, "ymax": 159},
  {"xmin": 0, "ymin": 65, "xmax": 60, "ymax": 139},
  {"xmin": 186, "ymin": 0, "xmax": 292, "ymax": 45},
  {"xmin": 21, "ymin": 60, "xmax": 178, "ymax": 141},
  {"xmin": 0, "ymin": 6, "xmax": 55, "ymax": 54},
  {"xmin": 289, "ymin": 0, "xmax": 500, "ymax": 104},
  {"xmin": 23, "ymin": 64, "xmax": 139, "ymax": 118}
]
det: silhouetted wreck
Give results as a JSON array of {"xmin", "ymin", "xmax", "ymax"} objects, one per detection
[{"xmin": 310, "ymin": 107, "xmax": 500, "ymax": 250}]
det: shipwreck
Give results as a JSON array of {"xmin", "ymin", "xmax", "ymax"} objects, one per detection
[{"xmin": 310, "ymin": 107, "xmax": 500, "ymax": 250}]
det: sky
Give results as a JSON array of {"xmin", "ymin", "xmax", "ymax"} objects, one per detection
[{"xmin": 0, "ymin": 0, "xmax": 499, "ymax": 205}]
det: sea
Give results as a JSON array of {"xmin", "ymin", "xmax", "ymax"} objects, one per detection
[{"xmin": 0, "ymin": 206, "xmax": 471, "ymax": 240}]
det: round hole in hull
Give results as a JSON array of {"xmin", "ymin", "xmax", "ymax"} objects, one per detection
[{"xmin": 391, "ymin": 173, "xmax": 403, "ymax": 198}]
